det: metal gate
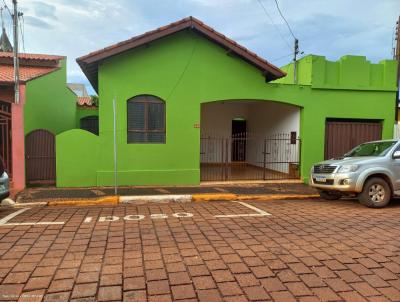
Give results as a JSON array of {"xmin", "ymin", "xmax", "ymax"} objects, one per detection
[
  {"xmin": 25, "ymin": 129, "xmax": 56, "ymax": 184},
  {"xmin": 200, "ymin": 133, "xmax": 301, "ymax": 181},
  {"xmin": 0, "ymin": 100, "xmax": 12, "ymax": 177}
]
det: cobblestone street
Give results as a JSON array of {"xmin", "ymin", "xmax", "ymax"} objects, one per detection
[{"xmin": 0, "ymin": 199, "xmax": 399, "ymax": 301}]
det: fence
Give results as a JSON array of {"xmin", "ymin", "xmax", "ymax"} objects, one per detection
[{"xmin": 200, "ymin": 133, "xmax": 301, "ymax": 181}]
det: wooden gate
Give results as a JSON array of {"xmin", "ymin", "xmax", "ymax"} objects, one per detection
[
  {"xmin": 0, "ymin": 100, "xmax": 12, "ymax": 177},
  {"xmin": 325, "ymin": 119, "xmax": 382, "ymax": 159},
  {"xmin": 25, "ymin": 129, "xmax": 56, "ymax": 184}
]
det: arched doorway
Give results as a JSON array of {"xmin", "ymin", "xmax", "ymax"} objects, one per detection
[
  {"xmin": 200, "ymin": 100, "xmax": 301, "ymax": 181},
  {"xmin": 25, "ymin": 129, "xmax": 56, "ymax": 185},
  {"xmin": 80, "ymin": 116, "xmax": 99, "ymax": 135}
]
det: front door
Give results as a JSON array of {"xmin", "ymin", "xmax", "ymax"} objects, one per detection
[
  {"xmin": 231, "ymin": 119, "xmax": 246, "ymax": 162},
  {"xmin": 25, "ymin": 129, "xmax": 56, "ymax": 185}
]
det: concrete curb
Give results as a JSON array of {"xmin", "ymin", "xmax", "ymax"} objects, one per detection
[
  {"xmin": 192, "ymin": 193, "xmax": 320, "ymax": 202},
  {"xmin": 120, "ymin": 195, "xmax": 192, "ymax": 204},
  {"xmin": 191, "ymin": 193, "xmax": 237, "ymax": 202},
  {"xmin": 121, "ymin": 193, "xmax": 320, "ymax": 203},
  {"xmin": 47, "ymin": 196, "xmax": 119, "ymax": 206},
  {"xmin": 12, "ymin": 193, "xmax": 319, "ymax": 207}
]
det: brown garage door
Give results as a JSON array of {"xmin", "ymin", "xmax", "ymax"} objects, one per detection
[{"xmin": 325, "ymin": 120, "xmax": 382, "ymax": 159}]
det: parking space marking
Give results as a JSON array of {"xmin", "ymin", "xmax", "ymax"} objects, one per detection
[
  {"xmin": 0, "ymin": 208, "xmax": 30, "ymax": 225},
  {"xmin": 214, "ymin": 201, "xmax": 271, "ymax": 218},
  {"xmin": 0, "ymin": 208, "xmax": 65, "ymax": 226}
]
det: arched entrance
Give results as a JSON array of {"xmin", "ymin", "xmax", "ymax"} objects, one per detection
[
  {"xmin": 80, "ymin": 115, "xmax": 99, "ymax": 135},
  {"xmin": 200, "ymin": 100, "xmax": 301, "ymax": 181},
  {"xmin": 0, "ymin": 100, "xmax": 12, "ymax": 177},
  {"xmin": 25, "ymin": 129, "xmax": 56, "ymax": 185}
]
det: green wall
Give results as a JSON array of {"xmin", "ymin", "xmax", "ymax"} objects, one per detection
[
  {"xmin": 24, "ymin": 59, "xmax": 77, "ymax": 135},
  {"xmin": 56, "ymin": 129, "xmax": 99, "ymax": 187},
  {"xmin": 56, "ymin": 30, "xmax": 398, "ymax": 187},
  {"xmin": 76, "ymin": 107, "xmax": 99, "ymax": 128}
]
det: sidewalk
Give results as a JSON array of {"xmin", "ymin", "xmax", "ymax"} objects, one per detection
[{"xmin": 16, "ymin": 182, "xmax": 318, "ymax": 204}]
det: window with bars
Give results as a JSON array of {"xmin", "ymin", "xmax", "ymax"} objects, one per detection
[{"xmin": 127, "ymin": 95, "xmax": 166, "ymax": 143}]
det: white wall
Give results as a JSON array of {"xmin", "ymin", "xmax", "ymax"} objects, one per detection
[
  {"xmin": 201, "ymin": 102, "xmax": 249, "ymax": 137},
  {"xmin": 201, "ymin": 102, "xmax": 249, "ymax": 163},
  {"xmin": 246, "ymin": 102, "xmax": 300, "ymax": 173},
  {"xmin": 200, "ymin": 101, "xmax": 300, "ymax": 174}
]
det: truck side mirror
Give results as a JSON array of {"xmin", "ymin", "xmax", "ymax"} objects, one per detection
[{"xmin": 393, "ymin": 151, "xmax": 400, "ymax": 159}]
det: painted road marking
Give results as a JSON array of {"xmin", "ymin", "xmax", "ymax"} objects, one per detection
[
  {"xmin": 0, "ymin": 208, "xmax": 65, "ymax": 226},
  {"xmin": 84, "ymin": 202, "xmax": 269, "ymax": 222},
  {"xmin": 0, "ymin": 208, "xmax": 30, "ymax": 225},
  {"xmin": 84, "ymin": 212, "xmax": 194, "ymax": 223},
  {"xmin": 214, "ymin": 201, "xmax": 271, "ymax": 218}
]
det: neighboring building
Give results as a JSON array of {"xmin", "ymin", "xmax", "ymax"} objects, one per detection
[
  {"xmin": 76, "ymin": 96, "xmax": 99, "ymax": 135},
  {"xmin": 67, "ymin": 83, "xmax": 99, "ymax": 135},
  {"xmin": 54, "ymin": 17, "xmax": 397, "ymax": 187},
  {"xmin": 0, "ymin": 51, "xmax": 76, "ymax": 190},
  {"xmin": 67, "ymin": 83, "xmax": 89, "ymax": 97}
]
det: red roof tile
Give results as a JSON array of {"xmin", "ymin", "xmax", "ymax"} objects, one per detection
[
  {"xmin": 0, "ymin": 65, "xmax": 59, "ymax": 84},
  {"xmin": 77, "ymin": 96, "xmax": 94, "ymax": 106},
  {"xmin": 77, "ymin": 16, "xmax": 286, "ymax": 92},
  {"xmin": 0, "ymin": 52, "xmax": 64, "ymax": 61}
]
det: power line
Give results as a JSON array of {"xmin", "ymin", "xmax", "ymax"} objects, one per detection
[
  {"xmin": 256, "ymin": 0, "xmax": 292, "ymax": 51},
  {"xmin": 273, "ymin": 0, "xmax": 296, "ymax": 40},
  {"xmin": 271, "ymin": 53, "xmax": 293, "ymax": 62},
  {"xmin": 167, "ymin": 34, "xmax": 198, "ymax": 99}
]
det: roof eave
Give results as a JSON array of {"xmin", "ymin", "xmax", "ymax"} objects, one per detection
[{"xmin": 76, "ymin": 17, "xmax": 286, "ymax": 92}]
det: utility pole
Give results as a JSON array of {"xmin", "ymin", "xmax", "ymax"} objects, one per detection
[
  {"xmin": 12, "ymin": 0, "xmax": 19, "ymax": 104},
  {"xmin": 293, "ymin": 38, "xmax": 299, "ymax": 84}
]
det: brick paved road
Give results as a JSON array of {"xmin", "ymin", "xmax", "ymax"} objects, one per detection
[{"xmin": 0, "ymin": 199, "xmax": 399, "ymax": 301}]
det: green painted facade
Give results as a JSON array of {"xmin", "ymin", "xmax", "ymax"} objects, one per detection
[
  {"xmin": 76, "ymin": 107, "xmax": 99, "ymax": 128},
  {"xmin": 24, "ymin": 59, "xmax": 77, "ymax": 135},
  {"xmin": 56, "ymin": 30, "xmax": 398, "ymax": 187}
]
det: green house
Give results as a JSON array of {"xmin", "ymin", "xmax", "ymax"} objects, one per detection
[
  {"xmin": 0, "ymin": 51, "xmax": 78, "ymax": 190},
  {"xmin": 56, "ymin": 17, "xmax": 398, "ymax": 187}
]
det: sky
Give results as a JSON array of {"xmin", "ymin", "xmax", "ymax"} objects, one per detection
[{"xmin": 1, "ymin": 0, "xmax": 399, "ymax": 94}]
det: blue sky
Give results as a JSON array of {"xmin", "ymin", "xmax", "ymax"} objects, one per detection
[{"xmin": 2, "ymin": 0, "xmax": 399, "ymax": 94}]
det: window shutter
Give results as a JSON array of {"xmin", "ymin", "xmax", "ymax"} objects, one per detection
[{"xmin": 127, "ymin": 101, "xmax": 145, "ymax": 131}]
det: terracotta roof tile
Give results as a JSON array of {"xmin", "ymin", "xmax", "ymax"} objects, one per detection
[
  {"xmin": 77, "ymin": 96, "xmax": 93, "ymax": 106},
  {"xmin": 0, "ymin": 65, "xmax": 58, "ymax": 84},
  {"xmin": 77, "ymin": 16, "xmax": 286, "ymax": 92},
  {"xmin": 0, "ymin": 52, "xmax": 64, "ymax": 61}
]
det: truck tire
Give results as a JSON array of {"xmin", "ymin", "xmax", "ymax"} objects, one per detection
[
  {"xmin": 318, "ymin": 190, "xmax": 341, "ymax": 200},
  {"xmin": 358, "ymin": 177, "xmax": 391, "ymax": 208}
]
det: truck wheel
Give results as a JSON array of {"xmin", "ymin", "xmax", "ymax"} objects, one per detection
[
  {"xmin": 358, "ymin": 177, "xmax": 391, "ymax": 208},
  {"xmin": 318, "ymin": 190, "xmax": 341, "ymax": 200}
]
